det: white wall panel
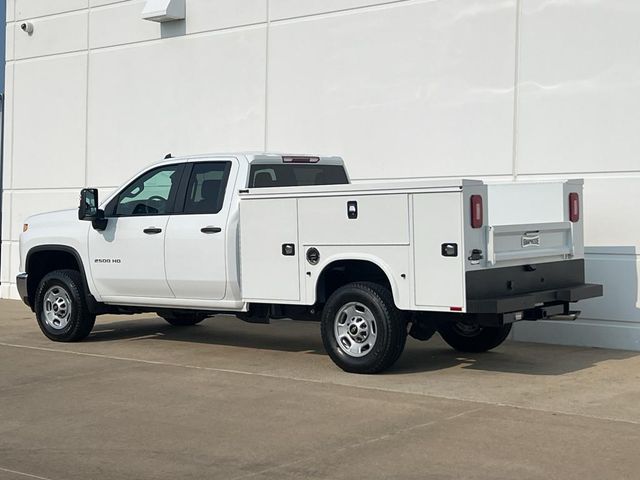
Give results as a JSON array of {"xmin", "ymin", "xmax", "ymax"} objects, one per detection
[
  {"xmin": 7, "ymin": 0, "xmax": 15, "ymax": 22},
  {"xmin": 2, "ymin": 63, "xmax": 14, "ymax": 190},
  {"xmin": 5, "ymin": 23, "xmax": 14, "ymax": 61},
  {"xmin": 90, "ymin": 0, "xmax": 127, "ymax": 7},
  {"xmin": 90, "ymin": 0, "xmax": 159, "ymax": 49},
  {"xmin": 267, "ymin": 0, "xmax": 517, "ymax": 180},
  {"xmin": 270, "ymin": 0, "xmax": 399, "ymax": 21},
  {"xmin": 0, "ymin": 242, "xmax": 11, "ymax": 283},
  {"xmin": 186, "ymin": 0, "xmax": 266, "ymax": 34},
  {"xmin": 517, "ymin": 0, "xmax": 640, "ymax": 175},
  {"xmin": 581, "ymin": 253, "xmax": 640, "ymax": 324},
  {"xmin": 582, "ymin": 176, "xmax": 640, "ymax": 250},
  {"xmin": 13, "ymin": 10, "xmax": 88, "ymax": 59},
  {"xmin": 87, "ymin": 26, "xmax": 266, "ymax": 186},
  {"xmin": 10, "ymin": 190, "xmax": 79, "ymax": 241},
  {"xmin": 15, "ymin": 0, "xmax": 87, "ymax": 20},
  {"xmin": 1, "ymin": 191, "xmax": 11, "ymax": 241},
  {"xmin": 12, "ymin": 54, "xmax": 87, "ymax": 189}
]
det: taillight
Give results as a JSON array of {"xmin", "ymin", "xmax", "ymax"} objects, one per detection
[
  {"xmin": 569, "ymin": 192, "xmax": 580, "ymax": 222},
  {"xmin": 470, "ymin": 195, "xmax": 483, "ymax": 228}
]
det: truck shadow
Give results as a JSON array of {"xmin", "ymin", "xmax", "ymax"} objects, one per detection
[{"xmin": 87, "ymin": 316, "xmax": 639, "ymax": 376}]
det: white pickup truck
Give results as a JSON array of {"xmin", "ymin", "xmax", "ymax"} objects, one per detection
[{"xmin": 17, "ymin": 153, "xmax": 602, "ymax": 373}]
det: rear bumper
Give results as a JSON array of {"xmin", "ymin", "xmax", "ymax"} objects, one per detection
[
  {"xmin": 465, "ymin": 259, "xmax": 603, "ymax": 317},
  {"xmin": 16, "ymin": 273, "xmax": 29, "ymax": 307},
  {"xmin": 467, "ymin": 283, "xmax": 603, "ymax": 314}
]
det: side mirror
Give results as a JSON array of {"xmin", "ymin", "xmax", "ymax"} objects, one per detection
[{"xmin": 78, "ymin": 188, "xmax": 107, "ymax": 230}]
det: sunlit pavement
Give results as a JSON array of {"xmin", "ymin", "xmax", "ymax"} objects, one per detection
[{"xmin": 1, "ymin": 299, "xmax": 639, "ymax": 480}]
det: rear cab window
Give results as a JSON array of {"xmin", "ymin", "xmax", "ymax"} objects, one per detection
[{"xmin": 248, "ymin": 164, "xmax": 349, "ymax": 188}]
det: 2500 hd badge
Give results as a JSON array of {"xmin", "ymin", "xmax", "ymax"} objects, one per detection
[{"xmin": 94, "ymin": 258, "xmax": 122, "ymax": 264}]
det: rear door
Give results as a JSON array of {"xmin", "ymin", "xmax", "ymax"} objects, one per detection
[{"xmin": 164, "ymin": 159, "xmax": 237, "ymax": 300}]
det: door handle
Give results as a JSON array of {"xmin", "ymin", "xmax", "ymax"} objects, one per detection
[
  {"xmin": 201, "ymin": 226, "xmax": 222, "ymax": 234},
  {"xmin": 143, "ymin": 227, "xmax": 162, "ymax": 234}
]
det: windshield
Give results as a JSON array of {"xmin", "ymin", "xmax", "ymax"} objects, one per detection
[{"xmin": 248, "ymin": 164, "xmax": 348, "ymax": 188}]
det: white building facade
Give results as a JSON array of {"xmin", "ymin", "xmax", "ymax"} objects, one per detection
[{"xmin": 1, "ymin": 0, "xmax": 639, "ymax": 350}]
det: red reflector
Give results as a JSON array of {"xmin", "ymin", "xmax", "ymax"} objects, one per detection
[
  {"xmin": 282, "ymin": 156, "xmax": 320, "ymax": 164},
  {"xmin": 470, "ymin": 195, "xmax": 483, "ymax": 229},
  {"xmin": 569, "ymin": 192, "xmax": 580, "ymax": 222},
  {"xmin": 450, "ymin": 306, "xmax": 463, "ymax": 312}
]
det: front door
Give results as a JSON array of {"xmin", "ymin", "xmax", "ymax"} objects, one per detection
[
  {"xmin": 88, "ymin": 163, "xmax": 185, "ymax": 299},
  {"xmin": 164, "ymin": 160, "xmax": 236, "ymax": 300}
]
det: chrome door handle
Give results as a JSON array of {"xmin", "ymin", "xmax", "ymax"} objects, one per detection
[
  {"xmin": 201, "ymin": 226, "xmax": 222, "ymax": 234},
  {"xmin": 143, "ymin": 227, "xmax": 162, "ymax": 234}
]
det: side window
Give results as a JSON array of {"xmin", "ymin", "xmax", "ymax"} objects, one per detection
[
  {"xmin": 183, "ymin": 162, "xmax": 231, "ymax": 214},
  {"xmin": 114, "ymin": 165, "xmax": 182, "ymax": 216}
]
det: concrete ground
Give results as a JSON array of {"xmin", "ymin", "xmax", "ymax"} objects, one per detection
[{"xmin": 1, "ymin": 300, "xmax": 639, "ymax": 480}]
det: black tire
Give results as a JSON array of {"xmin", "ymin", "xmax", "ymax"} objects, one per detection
[
  {"xmin": 321, "ymin": 282, "xmax": 407, "ymax": 374},
  {"xmin": 160, "ymin": 311, "xmax": 206, "ymax": 326},
  {"xmin": 437, "ymin": 320, "xmax": 512, "ymax": 353},
  {"xmin": 34, "ymin": 269, "xmax": 96, "ymax": 342}
]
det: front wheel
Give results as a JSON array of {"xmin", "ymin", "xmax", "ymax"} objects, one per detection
[
  {"xmin": 35, "ymin": 269, "xmax": 96, "ymax": 342},
  {"xmin": 437, "ymin": 320, "xmax": 511, "ymax": 353},
  {"xmin": 321, "ymin": 282, "xmax": 407, "ymax": 374}
]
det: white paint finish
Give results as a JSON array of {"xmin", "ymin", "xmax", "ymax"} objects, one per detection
[
  {"xmin": 87, "ymin": 27, "xmax": 266, "ymax": 186},
  {"xmin": 9, "ymin": 242, "xmax": 20, "ymax": 284},
  {"xmin": 0, "ymin": 242, "xmax": 11, "ymax": 283},
  {"xmin": 487, "ymin": 182, "xmax": 564, "ymax": 225},
  {"xmin": 298, "ymin": 194, "xmax": 409, "ymax": 246},
  {"xmin": 303, "ymin": 244, "xmax": 411, "ymax": 308},
  {"xmin": 185, "ymin": 0, "xmax": 267, "ymax": 34},
  {"xmin": 1, "ymin": 192, "xmax": 11, "ymax": 241},
  {"xmin": 88, "ymin": 216, "xmax": 174, "ymax": 298},
  {"xmin": 5, "ymin": 23, "xmax": 15, "ymax": 61},
  {"xmin": 141, "ymin": 0, "xmax": 185, "ymax": 22},
  {"xmin": 413, "ymin": 192, "xmax": 464, "ymax": 309},
  {"xmin": 1, "ymin": 63, "xmax": 13, "ymax": 190},
  {"xmin": 6, "ymin": 0, "xmax": 15, "ymax": 22},
  {"xmin": 10, "ymin": 190, "xmax": 79, "ymax": 241},
  {"xmin": 517, "ymin": 0, "xmax": 640, "ymax": 175},
  {"xmin": 12, "ymin": 54, "xmax": 87, "ymax": 189},
  {"xmin": 240, "ymin": 198, "xmax": 300, "ymax": 302},
  {"xmin": 164, "ymin": 158, "xmax": 240, "ymax": 301},
  {"xmin": 579, "ymin": 253, "xmax": 640, "ymax": 324},
  {"xmin": 267, "ymin": 0, "xmax": 517, "ymax": 180},
  {"xmin": 15, "ymin": 0, "xmax": 87, "ymax": 20},
  {"xmin": 90, "ymin": 0, "xmax": 267, "ymax": 50},
  {"xmin": 14, "ymin": 10, "xmax": 88, "ymax": 59},
  {"xmin": 582, "ymin": 176, "xmax": 640, "ymax": 250},
  {"xmin": 269, "ymin": 0, "xmax": 394, "ymax": 20},
  {"xmin": 90, "ymin": 0, "xmax": 126, "ymax": 7},
  {"xmin": 90, "ymin": 0, "xmax": 160, "ymax": 49}
]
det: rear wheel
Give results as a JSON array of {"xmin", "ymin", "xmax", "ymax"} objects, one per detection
[
  {"xmin": 437, "ymin": 320, "xmax": 511, "ymax": 353},
  {"xmin": 321, "ymin": 282, "xmax": 407, "ymax": 374},
  {"xmin": 35, "ymin": 269, "xmax": 96, "ymax": 342},
  {"xmin": 160, "ymin": 311, "xmax": 207, "ymax": 326}
]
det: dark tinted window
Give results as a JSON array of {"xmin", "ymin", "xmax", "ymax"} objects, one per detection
[
  {"xmin": 114, "ymin": 165, "xmax": 182, "ymax": 216},
  {"xmin": 183, "ymin": 162, "xmax": 231, "ymax": 214},
  {"xmin": 249, "ymin": 164, "xmax": 348, "ymax": 188}
]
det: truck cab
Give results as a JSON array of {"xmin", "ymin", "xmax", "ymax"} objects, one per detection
[{"xmin": 17, "ymin": 152, "xmax": 602, "ymax": 374}]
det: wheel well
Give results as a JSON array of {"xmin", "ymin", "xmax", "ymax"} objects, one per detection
[
  {"xmin": 316, "ymin": 260, "xmax": 393, "ymax": 304},
  {"xmin": 26, "ymin": 249, "xmax": 81, "ymax": 306}
]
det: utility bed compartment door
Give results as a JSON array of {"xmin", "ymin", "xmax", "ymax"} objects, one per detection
[
  {"xmin": 240, "ymin": 198, "xmax": 300, "ymax": 302},
  {"xmin": 299, "ymin": 194, "xmax": 409, "ymax": 245},
  {"xmin": 413, "ymin": 193, "xmax": 465, "ymax": 309}
]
